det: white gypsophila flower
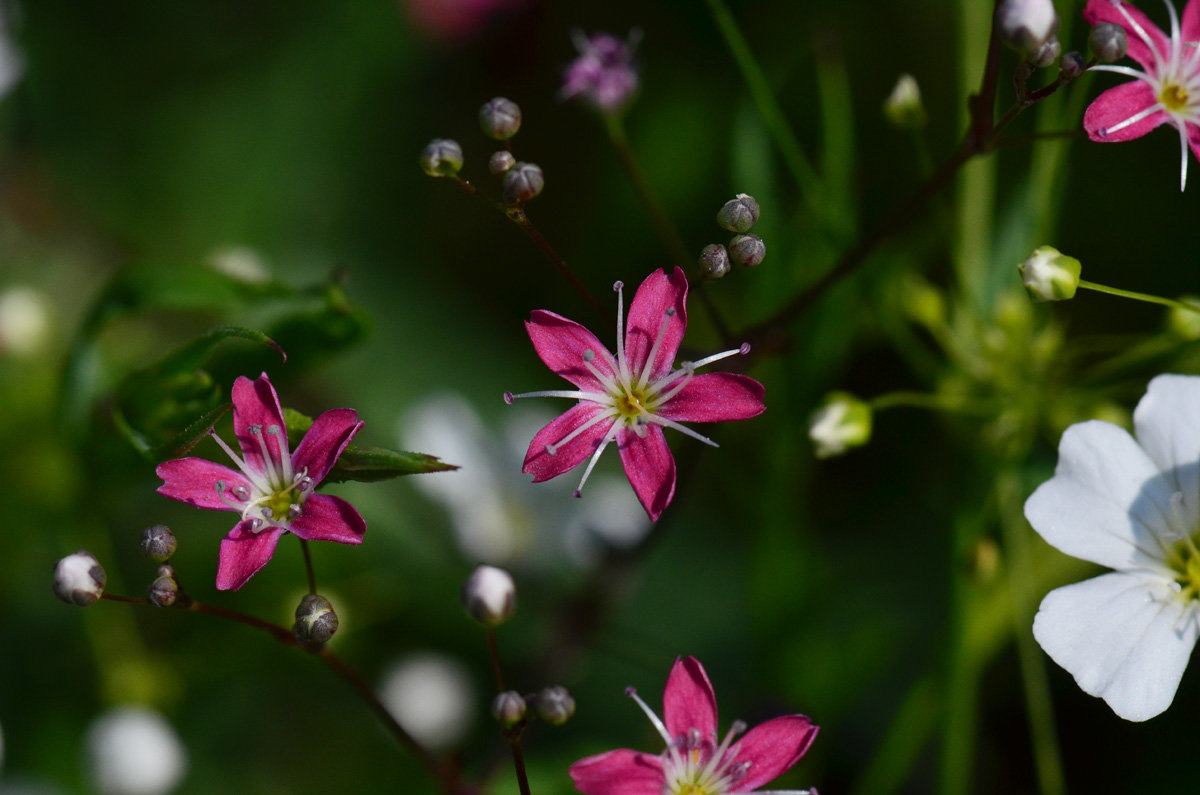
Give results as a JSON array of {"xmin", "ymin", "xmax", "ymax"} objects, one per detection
[
  {"xmin": 399, "ymin": 393, "xmax": 650, "ymax": 566},
  {"xmin": 85, "ymin": 707, "xmax": 187, "ymax": 795},
  {"xmin": 379, "ymin": 653, "xmax": 474, "ymax": 749},
  {"xmin": 1025, "ymin": 374, "xmax": 1200, "ymax": 721},
  {"xmin": 808, "ymin": 393, "xmax": 872, "ymax": 459},
  {"xmin": 0, "ymin": 287, "xmax": 51, "ymax": 357}
]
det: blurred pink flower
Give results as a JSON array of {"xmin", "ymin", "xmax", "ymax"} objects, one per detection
[
  {"xmin": 569, "ymin": 656, "xmax": 819, "ymax": 795},
  {"xmin": 403, "ymin": 0, "xmax": 525, "ymax": 42},
  {"xmin": 1083, "ymin": 0, "xmax": 1200, "ymax": 189},
  {"xmin": 560, "ymin": 30, "xmax": 640, "ymax": 112},
  {"xmin": 505, "ymin": 267, "xmax": 765, "ymax": 521},
  {"xmin": 157, "ymin": 373, "xmax": 365, "ymax": 590}
]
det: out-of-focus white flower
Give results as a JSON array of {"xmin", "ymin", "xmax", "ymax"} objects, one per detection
[
  {"xmin": 883, "ymin": 73, "xmax": 927, "ymax": 130},
  {"xmin": 0, "ymin": 287, "xmax": 51, "ymax": 357},
  {"xmin": 461, "ymin": 564, "xmax": 516, "ymax": 626},
  {"xmin": 808, "ymin": 393, "xmax": 872, "ymax": 459},
  {"xmin": 1026, "ymin": 375, "xmax": 1200, "ymax": 721},
  {"xmin": 0, "ymin": 5, "xmax": 22, "ymax": 100},
  {"xmin": 399, "ymin": 393, "xmax": 651, "ymax": 567},
  {"xmin": 85, "ymin": 706, "xmax": 187, "ymax": 795},
  {"xmin": 379, "ymin": 653, "xmax": 473, "ymax": 749},
  {"xmin": 206, "ymin": 246, "xmax": 270, "ymax": 283},
  {"xmin": 998, "ymin": 0, "xmax": 1059, "ymax": 53}
]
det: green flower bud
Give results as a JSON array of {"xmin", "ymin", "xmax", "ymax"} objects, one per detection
[
  {"xmin": 294, "ymin": 594, "xmax": 339, "ymax": 645},
  {"xmin": 809, "ymin": 392, "xmax": 872, "ymax": 459},
  {"xmin": 419, "ymin": 139, "xmax": 464, "ymax": 178},
  {"xmin": 1167, "ymin": 295, "xmax": 1200, "ymax": 340},
  {"xmin": 883, "ymin": 74, "xmax": 927, "ymax": 130},
  {"xmin": 1018, "ymin": 245, "xmax": 1081, "ymax": 302},
  {"xmin": 479, "ymin": 97, "xmax": 522, "ymax": 141}
]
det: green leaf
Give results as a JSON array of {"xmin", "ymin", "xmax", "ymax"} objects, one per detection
[{"xmin": 282, "ymin": 407, "xmax": 456, "ymax": 482}]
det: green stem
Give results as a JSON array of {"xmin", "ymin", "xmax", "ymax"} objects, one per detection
[
  {"xmin": 299, "ymin": 538, "xmax": 317, "ymax": 594},
  {"xmin": 851, "ymin": 675, "xmax": 940, "ymax": 795},
  {"xmin": 869, "ymin": 391, "xmax": 995, "ymax": 416},
  {"xmin": 1078, "ymin": 279, "xmax": 1200, "ymax": 314},
  {"xmin": 485, "ymin": 627, "xmax": 533, "ymax": 795}
]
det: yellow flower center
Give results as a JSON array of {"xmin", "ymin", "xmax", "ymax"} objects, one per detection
[
  {"xmin": 615, "ymin": 386, "xmax": 650, "ymax": 419},
  {"xmin": 1161, "ymin": 83, "xmax": 1189, "ymax": 112},
  {"xmin": 263, "ymin": 486, "xmax": 306, "ymax": 522},
  {"xmin": 674, "ymin": 786, "xmax": 711, "ymax": 795}
]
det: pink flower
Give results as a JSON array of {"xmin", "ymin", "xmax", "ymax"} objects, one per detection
[
  {"xmin": 156, "ymin": 373, "xmax": 366, "ymax": 590},
  {"xmin": 504, "ymin": 267, "xmax": 765, "ymax": 521},
  {"xmin": 569, "ymin": 656, "xmax": 819, "ymax": 795},
  {"xmin": 1083, "ymin": 0, "xmax": 1200, "ymax": 190},
  {"xmin": 560, "ymin": 30, "xmax": 640, "ymax": 112}
]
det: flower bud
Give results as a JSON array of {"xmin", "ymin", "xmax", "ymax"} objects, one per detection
[
  {"xmin": 489, "ymin": 150, "xmax": 516, "ymax": 175},
  {"xmin": 148, "ymin": 566, "xmax": 180, "ymax": 608},
  {"xmin": 698, "ymin": 244, "xmax": 731, "ymax": 280},
  {"xmin": 900, "ymin": 273, "xmax": 947, "ymax": 330},
  {"xmin": 0, "ymin": 286, "xmax": 51, "ymax": 357},
  {"xmin": 502, "ymin": 162, "xmax": 544, "ymax": 203},
  {"xmin": 1060, "ymin": 51, "xmax": 1086, "ymax": 79},
  {"xmin": 139, "ymin": 524, "xmax": 177, "ymax": 563},
  {"xmin": 53, "ymin": 551, "xmax": 106, "ymax": 606},
  {"xmin": 716, "ymin": 194, "xmax": 760, "ymax": 234},
  {"xmin": 419, "ymin": 139, "xmax": 464, "ymax": 178},
  {"xmin": 1018, "ymin": 245, "xmax": 1081, "ymax": 302},
  {"xmin": 998, "ymin": 0, "xmax": 1058, "ymax": 54},
  {"xmin": 462, "ymin": 565, "xmax": 516, "ymax": 626},
  {"xmin": 1089, "ymin": 22, "xmax": 1128, "ymax": 64},
  {"xmin": 728, "ymin": 234, "xmax": 766, "ymax": 268},
  {"xmin": 293, "ymin": 594, "xmax": 339, "ymax": 645},
  {"xmin": 883, "ymin": 73, "xmax": 927, "ymax": 130},
  {"xmin": 1167, "ymin": 295, "xmax": 1200, "ymax": 340},
  {"xmin": 809, "ymin": 393, "xmax": 872, "ymax": 459},
  {"xmin": 479, "ymin": 97, "xmax": 522, "ymax": 141},
  {"xmin": 535, "ymin": 685, "xmax": 575, "ymax": 725},
  {"xmin": 492, "ymin": 691, "xmax": 527, "ymax": 728},
  {"xmin": 1031, "ymin": 37, "xmax": 1062, "ymax": 68}
]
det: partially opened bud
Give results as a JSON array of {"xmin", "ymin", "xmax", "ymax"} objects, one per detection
[
  {"xmin": 809, "ymin": 393, "xmax": 873, "ymax": 459},
  {"xmin": 294, "ymin": 594, "xmax": 339, "ymax": 644},
  {"xmin": 419, "ymin": 139, "xmax": 464, "ymax": 178},
  {"xmin": 1018, "ymin": 245, "xmax": 1081, "ymax": 302},
  {"xmin": 535, "ymin": 685, "xmax": 575, "ymax": 725},
  {"xmin": 54, "ymin": 551, "xmax": 106, "ymax": 606},
  {"xmin": 462, "ymin": 565, "xmax": 516, "ymax": 626}
]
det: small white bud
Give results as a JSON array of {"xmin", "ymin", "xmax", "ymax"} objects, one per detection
[
  {"xmin": 809, "ymin": 393, "xmax": 873, "ymax": 459},
  {"xmin": 535, "ymin": 685, "xmax": 575, "ymax": 725},
  {"xmin": 462, "ymin": 565, "xmax": 516, "ymax": 626},
  {"xmin": 883, "ymin": 74, "xmax": 927, "ymax": 130},
  {"xmin": 998, "ymin": 0, "xmax": 1059, "ymax": 54},
  {"xmin": 53, "ymin": 550, "xmax": 106, "ymax": 606},
  {"xmin": 1018, "ymin": 245, "xmax": 1081, "ymax": 302}
]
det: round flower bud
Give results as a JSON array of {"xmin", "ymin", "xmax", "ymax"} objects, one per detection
[
  {"xmin": 535, "ymin": 686, "xmax": 575, "ymax": 725},
  {"xmin": 489, "ymin": 150, "xmax": 516, "ymax": 175},
  {"xmin": 148, "ymin": 566, "xmax": 180, "ymax": 608},
  {"xmin": 419, "ymin": 139, "xmax": 464, "ymax": 178},
  {"xmin": 883, "ymin": 73, "xmax": 927, "ymax": 130},
  {"xmin": 998, "ymin": 0, "xmax": 1059, "ymax": 54},
  {"xmin": 1031, "ymin": 37, "xmax": 1062, "ymax": 68},
  {"xmin": 479, "ymin": 97, "xmax": 522, "ymax": 141},
  {"xmin": 809, "ymin": 392, "xmax": 873, "ymax": 459},
  {"xmin": 728, "ymin": 234, "xmax": 766, "ymax": 269},
  {"xmin": 492, "ymin": 690, "xmax": 527, "ymax": 728},
  {"xmin": 1018, "ymin": 245, "xmax": 1081, "ymax": 302},
  {"xmin": 1167, "ymin": 295, "xmax": 1200, "ymax": 341},
  {"xmin": 698, "ymin": 244, "xmax": 731, "ymax": 280},
  {"xmin": 294, "ymin": 594, "xmax": 339, "ymax": 645},
  {"xmin": 139, "ymin": 524, "xmax": 177, "ymax": 563},
  {"xmin": 53, "ymin": 551, "xmax": 106, "ymax": 606},
  {"xmin": 461, "ymin": 564, "xmax": 516, "ymax": 626},
  {"xmin": 1089, "ymin": 22, "xmax": 1128, "ymax": 64},
  {"xmin": 502, "ymin": 162, "xmax": 544, "ymax": 203},
  {"xmin": 716, "ymin": 194, "xmax": 760, "ymax": 234},
  {"xmin": 1059, "ymin": 51, "xmax": 1086, "ymax": 80}
]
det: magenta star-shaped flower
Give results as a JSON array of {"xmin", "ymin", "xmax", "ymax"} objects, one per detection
[
  {"xmin": 569, "ymin": 656, "xmax": 819, "ymax": 795},
  {"xmin": 504, "ymin": 267, "xmax": 766, "ymax": 521},
  {"xmin": 1083, "ymin": 0, "xmax": 1200, "ymax": 190},
  {"xmin": 560, "ymin": 30, "xmax": 640, "ymax": 112},
  {"xmin": 156, "ymin": 373, "xmax": 366, "ymax": 590}
]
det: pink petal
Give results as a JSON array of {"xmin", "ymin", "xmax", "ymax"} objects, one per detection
[
  {"xmin": 292, "ymin": 408, "xmax": 363, "ymax": 485},
  {"xmin": 1188, "ymin": 121, "xmax": 1200, "ymax": 162},
  {"xmin": 156, "ymin": 458, "xmax": 249, "ymax": 510},
  {"xmin": 655, "ymin": 373, "xmax": 766, "ymax": 423},
  {"xmin": 525, "ymin": 310, "xmax": 617, "ymax": 391},
  {"xmin": 523, "ymin": 403, "xmax": 615, "ymax": 483},
  {"xmin": 617, "ymin": 424, "xmax": 676, "ymax": 521},
  {"xmin": 232, "ymin": 373, "xmax": 287, "ymax": 473},
  {"xmin": 662, "ymin": 656, "xmax": 718, "ymax": 740},
  {"xmin": 1184, "ymin": 0, "xmax": 1200, "ymax": 42},
  {"xmin": 1083, "ymin": 80, "xmax": 1165, "ymax": 142},
  {"xmin": 1085, "ymin": 0, "xmax": 1170, "ymax": 71},
  {"xmin": 624, "ymin": 268, "xmax": 687, "ymax": 383},
  {"xmin": 568, "ymin": 749, "xmax": 664, "ymax": 795},
  {"xmin": 289, "ymin": 493, "xmax": 366, "ymax": 544},
  {"xmin": 216, "ymin": 522, "xmax": 286, "ymax": 590},
  {"xmin": 730, "ymin": 715, "xmax": 819, "ymax": 791}
]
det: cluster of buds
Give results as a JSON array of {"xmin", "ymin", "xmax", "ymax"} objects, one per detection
[
  {"xmin": 491, "ymin": 685, "xmax": 577, "ymax": 730},
  {"xmin": 698, "ymin": 193, "xmax": 765, "ymax": 280},
  {"xmin": 420, "ymin": 96, "xmax": 544, "ymax": 205}
]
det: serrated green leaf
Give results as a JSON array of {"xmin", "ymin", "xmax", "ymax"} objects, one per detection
[
  {"xmin": 150, "ymin": 401, "xmax": 232, "ymax": 461},
  {"xmin": 324, "ymin": 445, "xmax": 458, "ymax": 483}
]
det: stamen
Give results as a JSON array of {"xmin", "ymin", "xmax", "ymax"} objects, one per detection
[
  {"xmin": 624, "ymin": 687, "xmax": 678, "ymax": 752},
  {"xmin": 296, "ymin": 474, "xmax": 314, "ymax": 493},
  {"xmin": 572, "ymin": 420, "xmax": 621, "ymax": 497},
  {"xmin": 637, "ymin": 308, "xmax": 678, "ymax": 388},
  {"xmin": 214, "ymin": 480, "xmax": 249, "ymax": 511},
  {"xmin": 288, "ymin": 504, "xmax": 303, "ymax": 519},
  {"xmin": 700, "ymin": 719, "xmax": 747, "ymax": 781},
  {"xmin": 249, "ymin": 518, "xmax": 265, "ymax": 532},
  {"xmin": 690, "ymin": 343, "xmax": 750, "ymax": 370},
  {"xmin": 207, "ymin": 429, "xmax": 270, "ymax": 493},
  {"xmin": 1178, "ymin": 123, "xmax": 1190, "ymax": 191},
  {"xmin": 544, "ymin": 409, "xmax": 619, "ymax": 458},
  {"xmin": 614, "ymin": 281, "xmax": 632, "ymax": 384},
  {"xmin": 653, "ymin": 364, "xmax": 695, "ymax": 405},
  {"xmin": 646, "ymin": 414, "xmax": 719, "ymax": 447},
  {"xmin": 249, "ymin": 425, "xmax": 281, "ymax": 486},
  {"xmin": 1101, "ymin": 100, "xmax": 1167, "ymax": 136},
  {"xmin": 266, "ymin": 425, "xmax": 294, "ymax": 482},
  {"xmin": 503, "ymin": 391, "xmax": 515, "ymax": 405},
  {"xmin": 233, "ymin": 485, "xmax": 250, "ymax": 501},
  {"xmin": 1115, "ymin": 0, "xmax": 1167, "ymax": 72},
  {"xmin": 505, "ymin": 389, "xmax": 600, "ymax": 402},
  {"xmin": 581, "ymin": 349, "xmax": 620, "ymax": 394}
]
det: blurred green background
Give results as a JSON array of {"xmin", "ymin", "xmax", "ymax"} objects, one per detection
[{"xmin": 3, "ymin": 0, "xmax": 1200, "ymax": 792}]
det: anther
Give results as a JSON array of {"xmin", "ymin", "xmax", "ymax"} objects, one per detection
[
  {"xmin": 613, "ymin": 280, "xmax": 624, "ymax": 292},
  {"xmin": 583, "ymin": 349, "xmax": 595, "ymax": 362},
  {"xmin": 665, "ymin": 307, "xmax": 676, "ymax": 317},
  {"xmin": 250, "ymin": 518, "xmax": 265, "ymax": 532},
  {"xmin": 624, "ymin": 686, "xmax": 637, "ymax": 697},
  {"xmin": 249, "ymin": 424, "xmax": 263, "ymax": 436},
  {"xmin": 297, "ymin": 476, "xmax": 314, "ymax": 492},
  {"xmin": 288, "ymin": 504, "xmax": 303, "ymax": 519},
  {"xmin": 262, "ymin": 507, "xmax": 273, "ymax": 518},
  {"xmin": 573, "ymin": 489, "xmax": 582, "ymax": 498},
  {"xmin": 739, "ymin": 342, "xmax": 751, "ymax": 355},
  {"xmin": 545, "ymin": 443, "xmax": 558, "ymax": 455},
  {"xmin": 503, "ymin": 391, "xmax": 515, "ymax": 405},
  {"xmin": 233, "ymin": 486, "xmax": 250, "ymax": 500}
]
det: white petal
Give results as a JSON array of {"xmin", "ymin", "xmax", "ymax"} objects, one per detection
[
  {"xmin": 1133, "ymin": 374, "xmax": 1200, "ymax": 528},
  {"xmin": 1033, "ymin": 572, "xmax": 1199, "ymax": 721},
  {"xmin": 1025, "ymin": 421, "xmax": 1179, "ymax": 571}
]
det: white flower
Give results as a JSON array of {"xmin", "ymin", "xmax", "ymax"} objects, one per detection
[
  {"xmin": 0, "ymin": 287, "xmax": 51, "ymax": 357},
  {"xmin": 85, "ymin": 706, "xmax": 187, "ymax": 795},
  {"xmin": 1025, "ymin": 374, "xmax": 1200, "ymax": 721},
  {"xmin": 379, "ymin": 653, "xmax": 474, "ymax": 749},
  {"xmin": 808, "ymin": 392, "xmax": 872, "ymax": 459}
]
